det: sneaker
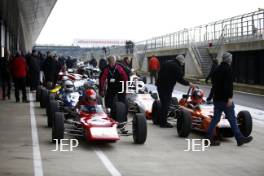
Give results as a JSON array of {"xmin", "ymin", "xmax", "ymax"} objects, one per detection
[
  {"xmin": 237, "ymin": 136, "xmax": 253, "ymax": 146},
  {"xmin": 160, "ymin": 122, "xmax": 173, "ymax": 128},
  {"xmin": 205, "ymin": 137, "xmax": 221, "ymax": 146}
]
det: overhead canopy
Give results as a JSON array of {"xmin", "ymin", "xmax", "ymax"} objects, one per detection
[{"xmin": 0, "ymin": 0, "xmax": 57, "ymax": 52}]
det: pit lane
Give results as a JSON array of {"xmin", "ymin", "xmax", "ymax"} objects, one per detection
[{"xmin": 0, "ymin": 85, "xmax": 263, "ymax": 176}]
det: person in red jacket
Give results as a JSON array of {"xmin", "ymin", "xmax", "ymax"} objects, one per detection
[
  {"xmin": 99, "ymin": 55, "xmax": 128, "ymax": 122},
  {"xmin": 148, "ymin": 55, "xmax": 160, "ymax": 84},
  {"xmin": 11, "ymin": 52, "xmax": 28, "ymax": 103}
]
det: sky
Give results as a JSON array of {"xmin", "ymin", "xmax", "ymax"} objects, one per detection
[{"xmin": 36, "ymin": 0, "xmax": 264, "ymax": 45}]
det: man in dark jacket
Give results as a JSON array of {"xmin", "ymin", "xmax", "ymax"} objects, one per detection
[
  {"xmin": 207, "ymin": 52, "xmax": 253, "ymax": 146},
  {"xmin": 99, "ymin": 58, "xmax": 107, "ymax": 72},
  {"xmin": 0, "ymin": 48, "xmax": 11, "ymax": 100},
  {"xmin": 28, "ymin": 50, "xmax": 40, "ymax": 91},
  {"xmin": 205, "ymin": 58, "xmax": 218, "ymax": 103},
  {"xmin": 43, "ymin": 53, "xmax": 61, "ymax": 88},
  {"xmin": 156, "ymin": 55, "xmax": 194, "ymax": 128},
  {"xmin": 89, "ymin": 58, "xmax": 97, "ymax": 68}
]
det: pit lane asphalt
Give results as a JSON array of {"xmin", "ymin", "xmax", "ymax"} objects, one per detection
[{"xmin": 0, "ymin": 89, "xmax": 263, "ymax": 176}]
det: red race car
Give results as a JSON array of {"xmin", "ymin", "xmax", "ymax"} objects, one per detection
[{"xmin": 52, "ymin": 102, "xmax": 147, "ymax": 144}]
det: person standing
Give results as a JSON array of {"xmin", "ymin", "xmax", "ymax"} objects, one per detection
[
  {"xmin": 43, "ymin": 52, "xmax": 61, "ymax": 88},
  {"xmin": 148, "ymin": 55, "xmax": 160, "ymax": 84},
  {"xmin": 99, "ymin": 58, "xmax": 107, "ymax": 72},
  {"xmin": 205, "ymin": 58, "xmax": 218, "ymax": 103},
  {"xmin": 28, "ymin": 50, "xmax": 40, "ymax": 91},
  {"xmin": 99, "ymin": 55, "xmax": 128, "ymax": 118},
  {"xmin": 11, "ymin": 52, "xmax": 29, "ymax": 103},
  {"xmin": 207, "ymin": 52, "xmax": 253, "ymax": 146},
  {"xmin": 0, "ymin": 48, "xmax": 12, "ymax": 100},
  {"xmin": 156, "ymin": 55, "xmax": 194, "ymax": 128}
]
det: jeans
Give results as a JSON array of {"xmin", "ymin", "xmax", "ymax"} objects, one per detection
[{"xmin": 207, "ymin": 101, "xmax": 243, "ymax": 141}]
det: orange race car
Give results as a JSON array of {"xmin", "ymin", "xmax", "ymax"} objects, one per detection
[{"xmin": 152, "ymin": 87, "xmax": 252, "ymax": 138}]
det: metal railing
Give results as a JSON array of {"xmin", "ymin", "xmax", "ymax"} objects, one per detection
[{"xmin": 136, "ymin": 9, "xmax": 264, "ymax": 51}]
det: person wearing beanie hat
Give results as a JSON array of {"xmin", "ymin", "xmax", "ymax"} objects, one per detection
[
  {"xmin": 175, "ymin": 55, "xmax": 185, "ymax": 66},
  {"xmin": 206, "ymin": 52, "xmax": 253, "ymax": 146},
  {"xmin": 156, "ymin": 55, "xmax": 194, "ymax": 128},
  {"xmin": 222, "ymin": 52, "xmax": 232, "ymax": 65}
]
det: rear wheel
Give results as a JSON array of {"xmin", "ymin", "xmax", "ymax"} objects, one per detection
[
  {"xmin": 112, "ymin": 102, "xmax": 127, "ymax": 123},
  {"xmin": 48, "ymin": 100, "xmax": 59, "ymax": 127},
  {"xmin": 133, "ymin": 113, "xmax": 147, "ymax": 144},
  {"xmin": 40, "ymin": 88, "xmax": 48, "ymax": 108},
  {"xmin": 237, "ymin": 110, "xmax": 252, "ymax": 137},
  {"xmin": 152, "ymin": 100, "xmax": 161, "ymax": 125},
  {"xmin": 36, "ymin": 86, "xmax": 42, "ymax": 102},
  {"xmin": 52, "ymin": 112, "xmax": 64, "ymax": 143},
  {"xmin": 46, "ymin": 93, "xmax": 55, "ymax": 116},
  {"xmin": 176, "ymin": 110, "xmax": 192, "ymax": 137}
]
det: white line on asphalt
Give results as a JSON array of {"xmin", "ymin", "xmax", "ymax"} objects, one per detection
[
  {"xmin": 29, "ymin": 93, "xmax": 44, "ymax": 176},
  {"xmin": 94, "ymin": 147, "xmax": 122, "ymax": 176}
]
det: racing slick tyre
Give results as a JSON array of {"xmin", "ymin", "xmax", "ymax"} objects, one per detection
[
  {"xmin": 48, "ymin": 100, "xmax": 59, "ymax": 128},
  {"xmin": 152, "ymin": 100, "xmax": 161, "ymax": 125},
  {"xmin": 176, "ymin": 109, "xmax": 192, "ymax": 137},
  {"xmin": 133, "ymin": 113, "xmax": 147, "ymax": 144},
  {"xmin": 112, "ymin": 102, "xmax": 127, "ymax": 123},
  {"xmin": 237, "ymin": 110, "xmax": 252, "ymax": 137},
  {"xmin": 36, "ymin": 85, "xmax": 42, "ymax": 102},
  {"xmin": 46, "ymin": 93, "xmax": 55, "ymax": 116},
  {"xmin": 40, "ymin": 88, "xmax": 48, "ymax": 108},
  {"xmin": 171, "ymin": 97, "xmax": 179, "ymax": 106},
  {"xmin": 52, "ymin": 112, "xmax": 64, "ymax": 143}
]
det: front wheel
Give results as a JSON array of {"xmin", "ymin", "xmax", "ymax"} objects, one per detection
[
  {"xmin": 52, "ymin": 112, "xmax": 64, "ymax": 143},
  {"xmin": 48, "ymin": 100, "xmax": 59, "ymax": 127},
  {"xmin": 176, "ymin": 110, "xmax": 192, "ymax": 137},
  {"xmin": 237, "ymin": 110, "xmax": 252, "ymax": 137},
  {"xmin": 133, "ymin": 113, "xmax": 147, "ymax": 144},
  {"xmin": 151, "ymin": 100, "xmax": 161, "ymax": 125}
]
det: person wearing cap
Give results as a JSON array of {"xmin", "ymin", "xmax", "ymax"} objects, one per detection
[
  {"xmin": 156, "ymin": 55, "xmax": 194, "ymax": 128},
  {"xmin": 207, "ymin": 52, "xmax": 253, "ymax": 146}
]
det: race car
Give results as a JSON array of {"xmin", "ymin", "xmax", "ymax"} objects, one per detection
[
  {"xmin": 152, "ymin": 86, "xmax": 253, "ymax": 138},
  {"xmin": 126, "ymin": 74, "xmax": 157, "ymax": 119},
  {"xmin": 52, "ymin": 102, "xmax": 147, "ymax": 144}
]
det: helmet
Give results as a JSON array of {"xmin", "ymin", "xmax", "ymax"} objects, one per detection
[
  {"xmin": 64, "ymin": 80, "xmax": 74, "ymax": 92},
  {"xmin": 191, "ymin": 88, "xmax": 204, "ymax": 104},
  {"xmin": 85, "ymin": 89, "xmax": 96, "ymax": 101}
]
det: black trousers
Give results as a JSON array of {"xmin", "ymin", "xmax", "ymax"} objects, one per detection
[
  {"xmin": 14, "ymin": 77, "xmax": 27, "ymax": 101},
  {"xmin": 105, "ymin": 89, "xmax": 128, "ymax": 122},
  {"xmin": 207, "ymin": 87, "xmax": 214, "ymax": 101},
  {"xmin": 1, "ymin": 74, "xmax": 11, "ymax": 99},
  {"xmin": 158, "ymin": 88, "xmax": 172, "ymax": 125},
  {"xmin": 30, "ymin": 71, "xmax": 40, "ymax": 91},
  {"xmin": 150, "ymin": 71, "xmax": 158, "ymax": 84}
]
